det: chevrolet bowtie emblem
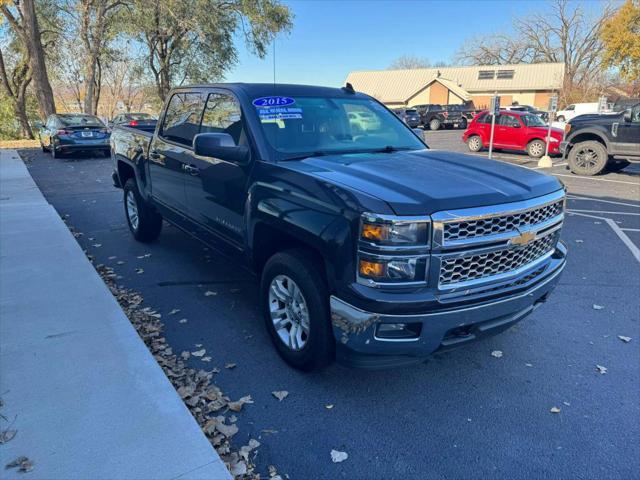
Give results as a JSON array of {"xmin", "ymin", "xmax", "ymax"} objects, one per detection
[{"xmin": 510, "ymin": 230, "xmax": 536, "ymax": 247}]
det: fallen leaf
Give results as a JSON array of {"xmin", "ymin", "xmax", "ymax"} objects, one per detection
[
  {"xmin": 168, "ymin": 309, "xmax": 180, "ymax": 315},
  {"xmin": 618, "ymin": 335, "xmax": 632, "ymax": 343},
  {"xmin": 137, "ymin": 253, "xmax": 152, "ymax": 259},
  {"xmin": 592, "ymin": 304, "xmax": 604, "ymax": 310},
  {"xmin": 201, "ymin": 356, "xmax": 211, "ymax": 362},
  {"xmin": 181, "ymin": 351, "xmax": 191, "ymax": 360},
  {"xmin": 108, "ymin": 256, "xmax": 117, "ymax": 260},
  {"xmin": 550, "ymin": 406, "xmax": 561, "ymax": 413},
  {"xmin": 135, "ymin": 268, "xmax": 144, "ymax": 274},
  {"xmin": 272, "ymin": 391, "xmax": 289, "ymax": 401},
  {"xmin": 0, "ymin": 429, "xmax": 17, "ymax": 444},
  {"xmin": 92, "ymin": 243, "xmax": 102, "ymax": 248},
  {"xmin": 216, "ymin": 422, "xmax": 239, "ymax": 438},
  {"xmin": 525, "ymin": 363, "xmax": 533, "ymax": 367},
  {"xmin": 330, "ymin": 449, "xmax": 348, "ymax": 463},
  {"xmin": 228, "ymin": 395, "xmax": 254, "ymax": 412},
  {"xmin": 5, "ymin": 456, "xmax": 33, "ymax": 473},
  {"xmin": 178, "ymin": 318, "xmax": 188, "ymax": 324},
  {"xmin": 596, "ymin": 364, "xmax": 608, "ymax": 374},
  {"xmin": 204, "ymin": 290, "xmax": 217, "ymax": 297},
  {"xmin": 325, "ymin": 404, "xmax": 334, "ymax": 409},
  {"xmin": 192, "ymin": 349, "xmax": 206, "ymax": 357},
  {"xmin": 225, "ymin": 363, "xmax": 236, "ymax": 369},
  {"xmin": 116, "ymin": 261, "xmax": 125, "ymax": 265},
  {"xmin": 491, "ymin": 350, "xmax": 503, "ymax": 358},
  {"xmin": 563, "ymin": 401, "xmax": 571, "ymax": 406},
  {"xmin": 575, "ymin": 239, "xmax": 584, "ymax": 243}
]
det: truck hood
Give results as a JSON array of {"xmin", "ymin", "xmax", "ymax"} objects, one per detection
[
  {"xmin": 281, "ymin": 149, "xmax": 562, "ymax": 215},
  {"xmin": 569, "ymin": 112, "xmax": 622, "ymax": 124}
]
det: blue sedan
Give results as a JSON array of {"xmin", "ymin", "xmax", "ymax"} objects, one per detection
[{"xmin": 38, "ymin": 113, "xmax": 111, "ymax": 158}]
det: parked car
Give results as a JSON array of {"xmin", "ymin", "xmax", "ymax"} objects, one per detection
[
  {"xmin": 348, "ymin": 110, "xmax": 382, "ymax": 132},
  {"xmin": 462, "ymin": 110, "xmax": 564, "ymax": 158},
  {"xmin": 110, "ymin": 113, "xmax": 157, "ymax": 131},
  {"xmin": 111, "ymin": 83, "xmax": 567, "ymax": 371},
  {"xmin": 556, "ymin": 102, "xmax": 598, "ymax": 122},
  {"xmin": 392, "ymin": 108, "xmax": 421, "ymax": 128},
  {"xmin": 413, "ymin": 104, "xmax": 446, "ymax": 130},
  {"xmin": 38, "ymin": 113, "xmax": 110, "ymax": 158},
  {"xmin": 442, "ymin": 105, "xmax": 469, "ymax": 129},
  {"xmin": 560, "ymin": 101, "xmax": 640, "ymax": 175}
]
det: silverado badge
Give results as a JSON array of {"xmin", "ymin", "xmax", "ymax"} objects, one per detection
[{"xmin": 509, "ymin": 230, "xmax": 536, "ymax": 247}]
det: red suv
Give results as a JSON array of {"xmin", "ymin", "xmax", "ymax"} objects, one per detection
[{"xmin": 462, "ymin": 110, "xmax": 564, "ymax": 158}]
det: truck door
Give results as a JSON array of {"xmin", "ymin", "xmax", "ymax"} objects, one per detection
[
  {"xmin": 495, "ymin": 113, "xmax": 523, "ymax": 148},
  {"xmin": 614, "ymin": 104, "xmax": 640, "ymax": 156},
  {"xmin": 183, "ymin": 90, "xmax": 251, "ymax": 247},
  {"xmin": 149, "ymin": 92, "xmax": 204, "ymax": 213}
]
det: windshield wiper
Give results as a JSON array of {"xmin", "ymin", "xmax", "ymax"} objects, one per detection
[
  {"xmin": 369, "ymin": 146, "xmax": 413, "ymax": 153},
  {"xmin": 283, "ymin": 151, "xmax": 332, "ymax": 162}
]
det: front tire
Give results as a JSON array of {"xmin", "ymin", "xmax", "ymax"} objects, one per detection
[
  {"xmin": 567, "ymin": 140, "xmax": 608, "ymax": 176},
  {"xmin": 467, "ymin": 135, "xmax": 483, "ymax": 152},
  {"xmin": 123, "ymin": 178, "xmax": 162, "ymax": 242},
  {"xmin": 526, "ymin": 139, "xmax": 546, "ymax": 158},
  {"xmin": 429, "ymin": 118, "xmax": 441, "ymax": 130},
  {"xmin": 261, "ymin": 248, "xmax": 334, "ymax": 371}
]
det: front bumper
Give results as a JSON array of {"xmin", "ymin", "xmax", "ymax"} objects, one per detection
[{"xmin": 331, "ymin": 242, "xmax": 567, "ymax": 368}]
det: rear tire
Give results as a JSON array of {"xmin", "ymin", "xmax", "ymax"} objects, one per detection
[
  {"xmin": 467, "ymin": 135, "xmax": 483, "ymax": 152},
  {"xmin": 567, "ymin": 140, "xmax": 608, "ymax": 176},
  {"xmin": 123, "ymin": 178, "xmax": 162, "ymax": 242},
  {"xmin": 429, "ymin": 118, "xmax": 441, "ymax": 130},
  {"xmin": 526, "ymin": 139, "xmax": 546, "ymax": 158},
  {"xmin": 261, "ymin": 248, "xmax": 334, "ymax": 371},
  {"xmin": 557, "ymin": 115, "xmax": 565, "ymax": 122}
]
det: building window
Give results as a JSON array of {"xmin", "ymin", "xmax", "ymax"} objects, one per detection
[
  {"xmin": 497, "ymin": 70, "xmax": 515, "ymax": 79},
  {"xmin": 478, "ymin": 70, "xmax": 495, "ymax": 80}
]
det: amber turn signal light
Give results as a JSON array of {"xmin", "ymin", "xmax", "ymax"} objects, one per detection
[
  {"xmin": 359, "ymin": 259, "xmax": 385, "ymax": 278},
  {"xmin": 361, "ymin": 223, "xmax": 388, "ymax": 242}
]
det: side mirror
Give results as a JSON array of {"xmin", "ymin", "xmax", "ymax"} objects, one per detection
[
  {"xmin": 623, "ymin": 110, "xmax": 632, "ymax": 122},
  {"xmin": 193, "ymin": 133, "xmax": 250, "ymax": 164}
]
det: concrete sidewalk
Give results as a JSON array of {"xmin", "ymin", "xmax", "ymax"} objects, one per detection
[{"xmin": 0, "ymin": 149, "xmax": 231, "ymax": 479}]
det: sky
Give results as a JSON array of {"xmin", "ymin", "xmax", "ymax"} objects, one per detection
[{"xmin": 225, "ymin": 0, "xmax": 582, "ymax": 87}]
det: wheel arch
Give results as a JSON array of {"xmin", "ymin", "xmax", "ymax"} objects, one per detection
[{"xmin": 566, "ymin": 129, "xmax": 610, "ymax": 152}]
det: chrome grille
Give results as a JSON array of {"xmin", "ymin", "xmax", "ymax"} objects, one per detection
[
  {"xmin": 443, "ymin": 200, "xmax": 563, "ymax": 242},
  {"xmin": 439, "ymin": 232, "xmax": 558, "ymax": 286}
]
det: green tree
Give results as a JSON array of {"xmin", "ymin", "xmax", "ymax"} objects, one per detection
[
  {"xmin": 600, "ymin": 0, "xmax": 640, "ymax": 83},
  {"xmin": 127, "ymin": 0, "xmax": 292, "ymax": 102}
]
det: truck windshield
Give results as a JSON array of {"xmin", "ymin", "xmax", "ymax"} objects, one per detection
[{"xmin": 252, "ymin": 96, "xmax": 425, "ymax": 160}]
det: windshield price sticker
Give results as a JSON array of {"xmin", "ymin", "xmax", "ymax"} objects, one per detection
[
  {"xmin": 257, "ymin": 106, "xmax": 303, "ymax": 120},
  {"xmin": 253, "ymin": 96, "xmax": 296, "ymax": 107}
]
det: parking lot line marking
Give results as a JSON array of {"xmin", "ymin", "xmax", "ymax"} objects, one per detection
[
  {"xmin": 552, "ymin": 173, "xmax": 640, "ymax": 185},
  {"xmin": 567, "ymin": 209, "xmax": 640, "ymax": 216},
  {"xmin": 622, "ymin": 228, "xmax": 640, "ymax": 232},
  {"xmin": 567, "ymin": 196, "xmax": 640, "ymax": 208},
  {"xmin": 531, "ymin": 162, "xmax": 567, "ymax": 170},
  {"xmin": 570, "ymin": 212, "xmax": 640, "ymax": 263}
]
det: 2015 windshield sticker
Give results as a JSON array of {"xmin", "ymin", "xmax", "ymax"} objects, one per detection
[
  {"xmin": 257, "ymin": 106, "xmax": 302, "ymax": 120},
  {"xmin": 252, "ymin": 96, "xmax": 295, "ymax": 107}
]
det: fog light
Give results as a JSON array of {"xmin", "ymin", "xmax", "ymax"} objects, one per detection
[{"xmin": 375, "ymin": 322, "xmax": 421, "ymax": 340}]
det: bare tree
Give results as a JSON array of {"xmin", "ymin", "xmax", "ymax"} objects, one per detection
[
  {"xmin": 388, "ymin": 55, "xmax": 432, "ymax": 70},
  {"xmin": 456, "ymin": 0, "xmax": 614, "ymax": 103},
  {"xmin": 0, "ymin": 45, "xmax": 33, "ymax": 138},
  {"xmin": 1, "ymin": 0, "xmax": 56, "ymax": 119}
]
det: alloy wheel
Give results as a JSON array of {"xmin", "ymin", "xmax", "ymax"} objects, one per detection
[
  {"xmin": 575, "ymin": 147, "xmax": 599, "ymax": 169},
  {"xmin": 268, "ymin": 274, "xmax": 310, "ymax": 351},
  {"xmin": 126, "ymin": 190, "xmax": 139, "ymax": 231}
]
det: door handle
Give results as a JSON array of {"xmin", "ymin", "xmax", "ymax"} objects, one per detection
[
  {"xmin": 183, "ymin": 164, "xmax": 200, "ymax": 176},
  {"xmin": 149, "ymin": 150, "xmax": 161, "ymax": 160}
]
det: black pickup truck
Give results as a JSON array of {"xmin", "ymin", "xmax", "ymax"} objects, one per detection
[
  {"xmin": 560, "ymin": 101, "xmax": 640, "ymax": 175},
  {"xmin": 111, "ymin": 83, "xmax": 567, "ymax": 370}
]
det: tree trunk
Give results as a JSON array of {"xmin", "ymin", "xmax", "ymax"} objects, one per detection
[
  {"xmin": 0, "ymin": 48, "xmax": 34, "ymax": 139},
  {"xmin": 20, "ymin": 0, "xmax": 56, "ymax": 119}
]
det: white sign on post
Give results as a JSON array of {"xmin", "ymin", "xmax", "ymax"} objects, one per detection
[
  {"xmin": 488, "ymin": 96, "xmax": 500, "ymax": 159},
  {"xmin": 549, "ymin": 95, "xmax": 558, "ymax": 113},
  {"xmin": 598, "ymin": 96, "xmax": 608, "ymax": 114}
]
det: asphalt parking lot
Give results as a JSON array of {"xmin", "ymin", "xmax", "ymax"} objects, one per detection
[{"xmin": 19, "ymin": 139, "xmax": 639, "ymax": 479}]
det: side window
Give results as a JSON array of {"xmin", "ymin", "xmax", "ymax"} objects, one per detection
[
  {"xmin": 631, "ymin": 105, "xmax": 640, "ymax": 123},
  {"xmin": 498, "ymin": 115, "xmax": 519, "ymax": 127},
  {"xmin": 160, "ymin": 92, "xmax": 204, "ymax": 146},
  {"xmin": 200, "ymin": 92, "xmax": 244, "ymax": 145},
  {"xmin": 477, "ymin": 113, "xmax": 491, "ymax": 124},
  {"xmin": 566, "ymin": 104, "xmax": 575, "ymax": 111}
]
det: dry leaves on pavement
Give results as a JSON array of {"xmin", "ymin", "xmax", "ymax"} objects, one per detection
[
  {"xmin": 549, "ymin": 406, "xmax": 561, "ymax": 414},
  {"xmin": 491, "ymin": 350, "xmax": 503, "ymax": 358},
  {"xmin": 596, "ymin": 365, "xmax": 608, "ymax": 374},
  {"xmin": 0, "ymin": 429, "xmax": 17, "ymax": 444},
  {"xmin": 592, "ymin": 304, "xmax": 604, "ymax": 310},
  {"xmin": 618, "ymin": 335, "xmax": 632, "ymax": 343},
  {"xmin": 272, "ymin": 391, "xmax": 289, "ymax": 401},
  {"xmin": 330, "ymin": 449, "xmax": 348, "ymax": 463},
  {"xmin": 5, "ymin": 456, "xmax": 34, "ymax": 473}
]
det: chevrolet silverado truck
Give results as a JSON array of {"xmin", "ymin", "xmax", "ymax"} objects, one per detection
[
  {"xmin": 111, "ymin": 83, "xmax": 568, "ymax": 371},
  {"xmin": 560, "ymin": 101, "xmax": 640, "ymax": 175}
]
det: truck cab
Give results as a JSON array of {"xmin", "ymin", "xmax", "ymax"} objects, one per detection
[{"xmin": 111, "ymin": 83, "xmax": 567, "ymax": 370}]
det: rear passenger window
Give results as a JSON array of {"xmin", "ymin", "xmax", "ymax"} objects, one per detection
[
  {"xmin": 200, "ymin": 93, "xmax": 244, "ymax": 145},
  {"xmin": 160, "ymin": 92, "xmax": 204, "ymax": 146}
]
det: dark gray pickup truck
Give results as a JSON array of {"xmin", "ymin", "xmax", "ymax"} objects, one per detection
[{"xmin": 111, "ymin": 83, "xmax": 567, "ymax": 370}]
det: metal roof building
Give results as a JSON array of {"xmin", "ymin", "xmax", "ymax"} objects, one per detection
[{"xmin": 345, "ymin": 63, "xmax": 565, "ymax": 109}]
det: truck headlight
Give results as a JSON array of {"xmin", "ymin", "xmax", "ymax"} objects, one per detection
[
  {"xmin": 358, "ymin": 256, "xmax": 426, "ymax": 283},
  {"xmin": 360, "ymin": 214, "xmax": 429, "ymax": 246}
]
